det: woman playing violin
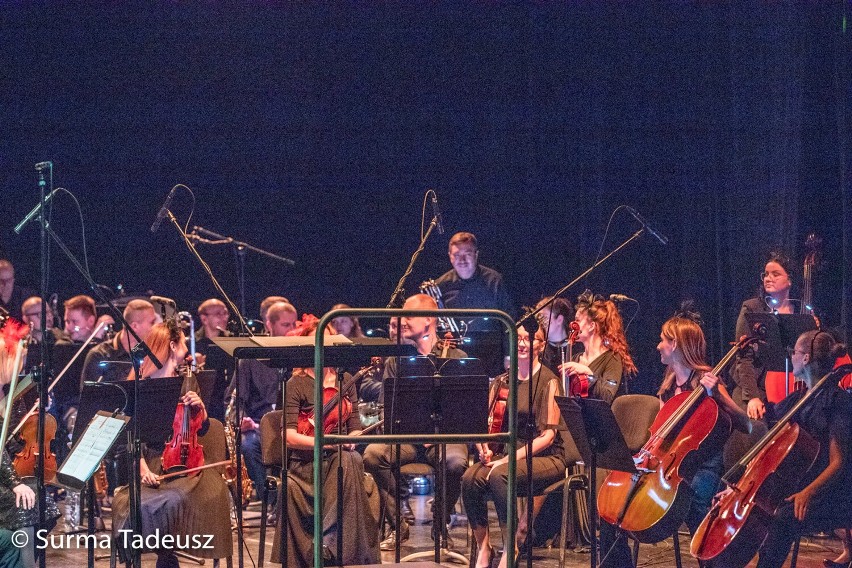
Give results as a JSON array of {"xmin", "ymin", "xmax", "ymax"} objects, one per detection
[
  {"xmin": 462, "ymin": 325, "xmax": 570, "ymax": 568},
  {"xmin": 111, "ymin": 320, "xmax": 232, "ymax": 568},
  {"xmin": 271, "ymin": 315, "xmax": 380, "ymax": 567},
  {"xmin": 598, "ymin": 309, "xmax": 750, "ymax": 567},
  {"xmin": 755, "ymin": 330, "xmax": 850, "ymax": 568},
  {"xmin": 559, "ymin": 291, "xmax": 637, "ymax": 404}
]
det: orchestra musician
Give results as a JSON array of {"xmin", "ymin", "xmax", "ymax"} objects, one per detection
[
  {"xmin": 81, "ymin": 299, "xmax": 157, "ymax": 385},
  {"xmin": 330, "ymin": 303, "xmax": 365, "ymax": 339},
  {"xmin": 462, "ymin": 324, "xmax": 570, "ymax": 568},
  {"xmin": 0, "ymin": 259, "xmax": 36, "ymax": 320},
  {"xmin": 731, "ymin": 251, "xmax": 798, "ymax": 420},
  {"xmin": 534, "ymin": 296, "xmax": 574, "ymax": 378},
  {"xmin": 754, "ymin": 330, "xmax": 850, "ymax": 568},
  {"xmin": 270, "ymin": 315, "xmax": 380, "ymax": 567},
  {"xmin": 20, "ymin": 296, "xmax": 63, "ymax": 346},
  {"xmin": 362, "ymin": 294, "xmax": 468, "ymax": 550},
  {"xmin": 110, "ymin": 320, "xmax": 232, "ymax": 568},
  {"xmin": 194, "ymin": 298, "xmax": 232, "ymax": 421},
  {"xmin": 259, "ymin": 296, "xmax": 289, "ymax": 334},
  {"xmin": 234, "ymin": 301, "xmax": 298, "ymax": 500},
  {"xmin": 598, "ymin": 310, "xmax": 750, "ymax": 568},
  {"xmin": 57, "ymin": 295, "xmax": 98, "ymax": 345},
  {"xmin": 559, "ymin": 290, "xmax": 637, "ymax": 404}
]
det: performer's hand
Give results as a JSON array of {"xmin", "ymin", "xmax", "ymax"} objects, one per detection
[
  {"xmin": 13, "ymin": 483, "xmax": 35, "ymax": 509},
  {"xmin": 712, "ymin": 486, "xmax": 733, "ymax": 505},
  {"xmin": 786, "ymin": 487, "xmax": 814, "ymax": 521},
  {"xmin": 140, "ymin": 461, "xmax": 160, "ymax": 488},
  {"xmin": 560, "ymin": 362, "xmax": 592, "ymax": 377},
  {"xmin": 182, "ymin": 391, "xmax": 204, "ymax": 409},
  {"xmin": 240, "ymin": 417, "xmax": 259, "ymax": 432},
  {"xmin": 193, "ymin": 353, "xmax": 207, "ymax": 368},
  {"xmin": 746, "ymin": 398, "xmax": 766, "ymax": 420},
  {"xmin": 700, "ymin": 372, "xmax": 722, "ymax": 396},
  {"xmin": 479, "ymin": 446, "xmax": 493, "ymax": 465}
]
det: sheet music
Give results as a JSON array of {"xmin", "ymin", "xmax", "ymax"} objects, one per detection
[{"xmin": 59, "ymin": 413, "xmax": 127, "ymax": 483}]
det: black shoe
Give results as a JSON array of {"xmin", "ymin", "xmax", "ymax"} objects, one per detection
[
  {"xmin": 400, "ymin": 498, "xmax": 415, "ymax": 525},
  {"xmin": 380, "ymin": 521, "xmax": 410, "ymax": 551}
]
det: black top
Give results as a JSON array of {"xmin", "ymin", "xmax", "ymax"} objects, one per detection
[
  {"xmin": 0, "ymin": 284, "xmax": 36, "ymax": 320},
  {"xmin": 235, "ymin": 358, "xmax": 282, "ymax": 422},
  {"xmin": 81, "ymin": 335, "xmax": 131, "ymax": 386},
  {"xmin": 731, "ymin": 297, "xmax": 772, "ymax": 404},
  {"xmin": 382, "ymin": 342, "xmax": 468, "ymax": 380},
  {"xmin": 769, "ymin": 384, "xmax": 852, "ymax": 493},
  {"xmin": 284, "ymin": 370, "xmax": 361, "ymax": 463},
  {"xmin": 434, "ymin": 264, "xmax": 515, "ymax": 329},
  {"xmin": 576, "ymin": 350, "xmax": 626, "ymax": 405},
  {"xmin": 492, "ymin": 364, "xmax": 568, "ymax": 463}
]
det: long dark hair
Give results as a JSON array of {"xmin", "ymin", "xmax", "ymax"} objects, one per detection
[{"xmin": 575, "ymin": 291, "xmax": 637, "ymax": 376}]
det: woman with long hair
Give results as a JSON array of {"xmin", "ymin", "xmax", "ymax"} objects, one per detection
[
  {"xmin": 112, "ymin": 320, "xmax": 232, "ymax": 568},
  {"xmin": 559, "ymin": 291, "xmax": 637, "ymax": 404},
  {"xmin": 599, "ymin": 310, "xmax": 749, "ymax": 567},
  {"xmin": 755, "ymin": 330, "xmax": 850, "ymax": 568}
]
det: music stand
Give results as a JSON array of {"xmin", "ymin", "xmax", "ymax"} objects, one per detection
[
  {"xmin": 211, "ymin": 335, "xmax": 415, "ymax": 568},
  {"xmin": 385, "ymin": 367, "xmax": 488, "ymax": 564},
  {"xmin": 745, "ymin": 313, "xmax": 817, "ymax": 399},
  {"xmin": 556, "ymin": 396, "xmax": 637, "ymax": 568}
]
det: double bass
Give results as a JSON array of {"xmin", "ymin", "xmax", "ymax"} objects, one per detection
[
  {"xmin": 690, "ymin": 362, "xmax": 852, "ymax": 567},
  {"xmin": 597, "ymin": 332, "xmax": 760, "ymax": 543}
]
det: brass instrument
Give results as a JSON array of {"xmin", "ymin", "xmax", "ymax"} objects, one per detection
[
  {"xmin": 419, "ymin": 279, "xmax": 466, "ymax": 336},
  {"xmin": 224, "ymin": 386, "xmax": 252, "ymax": 508}
]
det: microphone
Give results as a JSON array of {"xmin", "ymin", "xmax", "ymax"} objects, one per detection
[
  {"xmin": 14, "ymin": 188, "xmax": 60, "ymax": 234},
  {"xmin": 609, "ymin": 294, "xmax": 636, "ymax": 303},
  {"xmin": 150, "ymin": 295, "xmax": 177, "ymax": 306},
  {"xmin": 49, "ymin": 293, "xmax": 60, "ymax": 328},
  {"xmin": 625, "ymin": 206, "xmax": 668, "ymax": 245},
  {"xmin": 150, "ymin": 187, "xmax": 177, "ymax": 233},
  {"xmin": 430, "ymin": 193, "xmax": 445, "ymax": 235},
  {"xmin": 35, "ymin": 161, "xmax": 52, "ymax": 171}
]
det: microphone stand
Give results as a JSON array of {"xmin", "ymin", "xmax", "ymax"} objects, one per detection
[
  {"xmin": 188, "ymin": 225, "xmax": 295, "ymax": 317},
  {"xmin": 387, "ymin": 215, "xmax": 441, "ymax": 309},
  {"xmin": 17, "ymin": 177, "xmax": 161, "ymax": 568},
  {"xmin": 517, "ymin": 228, "xmax": 648, "ymax": 327},
  {"xmin": 518, "ymin": 317, "xmax": 537, "ymax": 568}
]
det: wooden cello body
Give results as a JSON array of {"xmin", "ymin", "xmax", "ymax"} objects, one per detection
[
  {"xmin": 598, "ymin": 390, "xmax": 731, "ymax": 543},
  {"xmin": 598, "ymin": 334, "xmax": 757, "ymax": 544},
  {"xmin": 689, "ymin": 363, "xmax": 852, "ymax": 567},
  {"xmin": 690, "ymin": 422, "xmax": 817, "ymax": 567}
]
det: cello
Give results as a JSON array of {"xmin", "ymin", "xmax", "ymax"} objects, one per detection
[
  {"xmin": 597, "ymin": 331, "xmax": 761, "ymax": 543},
  {"xmin": 690, "ymin": 362, "xmax": 852, "ymax": 567}
]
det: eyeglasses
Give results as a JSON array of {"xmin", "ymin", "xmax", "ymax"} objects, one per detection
[{"xmin": 786, "ymin": 346, "xmax": 807, "ymax": 357}]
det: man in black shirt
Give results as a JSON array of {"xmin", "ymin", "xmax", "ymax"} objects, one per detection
[
  {"xmin": 234, "ymin": 301, "xmax": 298, "ymax": 498},
  {"xmin": 80, "ymin": 299, "xmax": 157, "ymax": 384},
  {"xmin": 0, "ymin": 259, "xmax": 36, "ymax": 320},
  {"xmin": 435, "ymin": 232, "xmax": 514, "ymax": 375}
]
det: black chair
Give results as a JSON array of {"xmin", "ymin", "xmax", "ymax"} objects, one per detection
[{"xmin": 257, "ymin": 410, "xmax": 283, "ymax": 568}]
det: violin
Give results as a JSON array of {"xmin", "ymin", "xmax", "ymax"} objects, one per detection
[
  {"xmin": 160, "ymin": 394, "xmax": 205, "ymax": 477},
  {"xmin": 564, "ymin": 321, "xmax": 589, "ymax": 398},
  {"xmin": 296, "ymin": 359, "xmax": 382, "ymax": 437},
  {"xmin": 598, "ymin": 330, "xmax": 761, "ymax": 543},
  {"xmin": 691, "ymin": 362, "xmax": 852, "ymax": 566},
  {"xmin": 13, "ymin": 413, "xmax": 58, "ymax": 484},
  {"xmin": 486, "ymin": 374, "xmax": 509, "ymax": 454}
]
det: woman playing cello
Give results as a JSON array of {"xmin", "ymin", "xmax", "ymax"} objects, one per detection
[
  {"xmin": 599, "ymin": 309, "xmax": 749, "ymax": 568},
  {"xmin": 111, "ymin": 320, "xmax": 232, "ymax": 568},
  {"xmin": 753, "ymin": 330, "xmax": 850, "ymax": 568}
]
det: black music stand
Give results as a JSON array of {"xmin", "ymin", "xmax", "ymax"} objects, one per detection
[
  {"xmin": 556, "ymin": 396, "xmax": 637, "ymax": 568},
  {"xmin": 385, "ymin": 361, "xmax": 488, "ymax": 564},
  {"xmin": 745, "ymin": 313, "xmax": 817, "ymax": 398},
  {"xmin": 213, "ymin": 335, "xmax": 416, "ymax": 568}
]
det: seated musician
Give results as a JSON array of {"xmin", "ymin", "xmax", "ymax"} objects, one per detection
[
  {"xmin": 731, "ymin": 251, "xmax": 798, "ymax": 420},
  {"xmin": 599, "ymin": 309, "xmax": 749, "ymax": 568},
  {"xmin": 234, "ymin": 301, "xmax": 297, "ymax": 500},
  {"xmin": 362, "ymin": 293, "xmax": 468, "ymax": 550},
  {"xmin": 559, "ymin": 290, "xmax": 637, "ymax": 404},
  {"xmin": 259, "ymin": 295, "xmax": 289, "ymax": 335},
  {"xmin": 534, "ymin": 296, "xmax": 574, "ymax": 378},
  {"xmin": 21, "ymin": 296, "xmax": 63, "ymax": 346},
  {"xmin": 111, "ymin": 320, "xmax": 232, "ymax": 568},
  {"xmin": 270, "ymin": 315, "xmax": 380, "ymax": 567},
  {"xmin": 0, "ymin": 259, "xmax": 36, "ymax": 320},
  {"xmin": 755, "ymin": 330, "xmax": 850, "ymax": 568},
  {"xmin": 194, "ymin": 298, "xmax": 232, "ymax": 422},
  {"xmin": 462, "ymin": 324, "xmax": 569, "ymax": 568},
  {"xmin": 81, "ymin": 299, "xmax": 157, "ymax": 384}
]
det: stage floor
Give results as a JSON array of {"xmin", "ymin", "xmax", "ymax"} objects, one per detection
[{"xmin": 41, "ymin": 493, "xmax": 842, "ymax": 567}]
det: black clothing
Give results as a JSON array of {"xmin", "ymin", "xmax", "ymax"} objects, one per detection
[
  {"xmin": 0, "ymin": 285, "xmax": 36, "ymax": 320},
  {"xmin": 434, "ymin": 264, "xmax": 515, "ymax": 325},
  {"xmin": 273, "ymin": 370, "xmax": 380, "ymax": 567},
  {"xmin": 194, "ymin": 333, "xmax": 233, "ymax": 423},
  {"xmin": 757, "ymin": 385, "xmax": 852, "ymax": 568},
  {"xmin": 579, "ymin": 350, "xmax": 626, "ymax": 404},
  {"xmin": 81, "ymin": 334, "xmax": 131, "ymax": 385},
  {"xmin": 463, "ymin": 365, "xmax": 569, "ymax": 528},
  {"xmin": 234, "ymin": 358, "xmax": 281, "ymax": 423},
  {"xmin": 731, "ymin": 297, "xmax": 773, "ymax": 406}
]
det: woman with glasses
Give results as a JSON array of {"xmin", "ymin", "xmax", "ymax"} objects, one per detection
[
  {"xmin": 731, "ymin": 251, "xmax": 800, "ymax": 420},
  {"xmin": 558, "ymin": 291, "xmax": 637, "ymax": 404},
  {"xmin": 754, "ymin": 330, "xmax": 850, "ymax": 568}
]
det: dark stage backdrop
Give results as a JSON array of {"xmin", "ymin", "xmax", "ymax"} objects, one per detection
[{"xmin": 2, "ymin": 4, "xmax": 849, "ymax": 395}]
